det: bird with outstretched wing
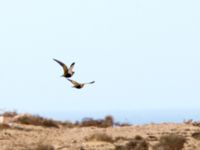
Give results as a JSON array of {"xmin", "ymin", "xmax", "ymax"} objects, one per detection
[
  {"xmin": 67, "ymin": 79, "xmax": 95, "ymax": 89},
  {"xmin": 53, "ymin": 58, "xmax": 75, "ymax": 78}
]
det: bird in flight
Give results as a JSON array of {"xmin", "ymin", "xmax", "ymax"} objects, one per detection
[
  {"xmin": 53, "ymin": 58, "xmax": 75, "ymax": 78},
  {"xmin": 67, "ymin": 79, "xmax": 95, "ymax": 89}
]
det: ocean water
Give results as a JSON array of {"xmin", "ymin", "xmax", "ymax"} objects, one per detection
[{"xmin": 37, "ymin": 109, "xmax": 200, "ymax": 124}]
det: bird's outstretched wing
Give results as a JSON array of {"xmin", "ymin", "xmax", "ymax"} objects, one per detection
[
  {"xmin": 53, "ymin": 58, "xmax": 68, "ymax": 74},
  {"xmin": 67, "ymin": 79, "xmax": 80, "ymax": 86},
  {"xmin": 85, "ymin": 81, "xmax": 95, "ymax": 85},
  {"xmin": 68, "ymin": 62, "xmax": 75, "ymax": 74}
]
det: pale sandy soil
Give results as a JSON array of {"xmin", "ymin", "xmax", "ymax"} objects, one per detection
[{"xmin": 0, "ymin": 123, "xmax": 200, "ymax": 150}]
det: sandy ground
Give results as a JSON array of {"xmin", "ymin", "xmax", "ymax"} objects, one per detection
[{"xmin": 0, "ymin": 123, "xmax": 200, "ymax": 150}]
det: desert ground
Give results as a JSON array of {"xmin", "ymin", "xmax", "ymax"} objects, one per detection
[{"xmin": 1, "ymin": 114, "xmax": 200, "ymax": 150}]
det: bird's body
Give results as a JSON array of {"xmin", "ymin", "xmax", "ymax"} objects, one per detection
[
  {"xmin": 65, "ymin": 74, "xmax": 73, "ymax": 78},
  {"xmin": 67, "ymin": 79, "xmax": 95, "ymax": 89},
  {"xmin": 53, "ymin": 58, "xmax": 75, "ymax": 78},
  {"xmin": 74, "ymin": 84, "xmax": 84, "ymax": 89}
]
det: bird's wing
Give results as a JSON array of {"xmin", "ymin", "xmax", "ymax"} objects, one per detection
[
  {"xmin": 67, "ymin": 79, "xmax": 80, "ymax": 86},
  {"xmin": 53, "ymin": 58, "xmax": 68, "ymax": 74},
  {"xmin": 68, "ymin": 62, "xmax": 75, "ymax": 74},
  {"xmin": 85, "ymin": 81, "xmax": 95, "ymax": 85}
]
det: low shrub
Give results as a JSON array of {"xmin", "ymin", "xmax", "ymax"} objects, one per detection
[
  {"xmin": 59, "ymin": 121, "xmax": 75, "ymax": 128},
  {"xmin": 2, "ymin": 111, "xmax": 18, "ymax": 117},
  {"xmin": 16, "ymin": 115, "xmax": 59, "ymax": 128},
  {"xmin": 80, "ymin": 115, "xmax": 114, "ymax": 128},
  {"xmin": 192, "ymin": 132, "xmax": 200, "ymax": 140},
  {"xmin": 115, "ymin": 136, "xmax": 149, "ymax": 150},
  {"xmin": 85, "ymin": 133, "xmax": 114, "ymax": 143},
  {"xmin": 103, "ymin": 115, "xmax": 114, "ymax": 127},
  {"xmin": 34, "ymin": 144, "xmax": 55, "ymax": 150},
  {"xmin": 153, "ymin": 134, "xmax": 186, "ymax": 150},
  {"xmin": 0, "ymin": 124, "xmax": 11, "ymax": 130}
]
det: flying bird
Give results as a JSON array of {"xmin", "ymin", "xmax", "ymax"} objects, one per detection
[
  {"xmin": 53, "ymin": 58, "xmax": 75, "ymax": 78},
  {"xmin": 67, "ymin": 79, "xmax": 95, "ymax": 89}
]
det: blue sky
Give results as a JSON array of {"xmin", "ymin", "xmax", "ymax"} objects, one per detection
[{"xmin": 0, "ymin": 0, "xmax": 200, "ymax": 117}]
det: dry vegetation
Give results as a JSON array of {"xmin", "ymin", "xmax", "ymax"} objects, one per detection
[
  {"xmin": 115, "ymin": 135, "xmax": 149, "ymax": 150},
  {"xmin": 4, "ymin": 112, "xmax": 116, "ymax": 129},
  {"xmin": 1, "ymin": 112, "xmax": 200, "ymax": 150},
  {"xmin": 78, "ymin": 115, "xmax": 114, "ymax": 128},
  {"xmin": 86, "ymin": 133, "xmax": 114, "ymax": 143},
  {"xmin": 192, "ymin": 121, "xmax": 200, "ymax": 127},
  {"xmin": 33, "ymin": 144, "xmax": 55, "ymax": 150},
  {"xmin": 16, "ymin": 115, "xmax": 59, "ymax": 128},
  {"xmin": 2, "ymin": 111, "xmax": 18, "ymax": 117},
  {"xmin": 0, "ymin": 112, "xmax": 127, "ymax": 129},
  {"xmin": 85, "ymin": 134, "xmax": 149, "ymax": 150},
  {"xmin": 0, "ymin": 124, "xmax": 11, "ymax": 130},
  {"xmin": 192, "ymin": 131, "xmax": 200, "ymax": 140},
  {"xmin": 153, "ymin": 134, "xmax": 186, "ymax": 150}
]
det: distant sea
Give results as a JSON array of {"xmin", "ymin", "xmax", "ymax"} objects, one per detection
[{"xmin": 37, "ymin": 109, "xmax": 200, "ymax": 125}]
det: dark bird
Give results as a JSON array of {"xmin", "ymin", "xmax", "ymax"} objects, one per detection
[
  {"xmin": 67, "ymin": 79, "xmax": 95, "ymax": 89},
  {"xmin": 53, "ymin": 58, "xmax": 75, "ymax": 78}
]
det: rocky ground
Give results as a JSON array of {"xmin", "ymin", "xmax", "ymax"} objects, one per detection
[{"xmin": 0, "ymin": 122, "xmax": 200, "ymax": 150}]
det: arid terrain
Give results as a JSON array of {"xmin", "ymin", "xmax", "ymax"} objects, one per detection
[{"xmin": 0, "ymin": 113, "xmax": 200, "ymax": 150}]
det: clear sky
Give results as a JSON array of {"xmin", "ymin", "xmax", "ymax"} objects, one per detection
[{"xmin": 0, "ymin": 1, "xmax": 200, "ymax": 117}]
